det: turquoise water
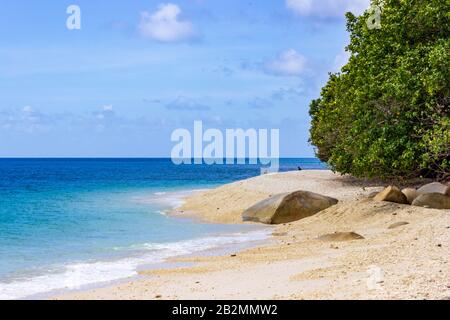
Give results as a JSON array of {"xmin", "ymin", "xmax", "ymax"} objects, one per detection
[{"xmin": 0, "ymin": 158, "xmax": 326, "ymax": 299}]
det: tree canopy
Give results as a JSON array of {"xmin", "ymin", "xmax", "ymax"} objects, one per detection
[{"xmin": 309, "ymin": 0, "xmax": 449, "ymax": 180}]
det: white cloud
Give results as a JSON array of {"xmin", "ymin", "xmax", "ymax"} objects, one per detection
[
  {"xmin": 21, "ymin": 106, "xmax": 40, "ymax": 123},
  {"xmin": 249, "ymin": 97, "xmax": 274, "ymax": 109},
  {"xmin": 265, "ymin": 49, "xmax": 307, "ymax": 76},
  {"xmin": 95, "ymin": 105, "xmax": 115, "ymax": 120},
  {"xmin": 138, "ymin": 3, "xmax": 195, "ymax": 42},
  {"xmin": 22, "ymin": 106, "xmax": 34, "ymax": 113},
  {"xmin": 102, "ymin": 105, "xmax": 114, "ymax": 112},
  {"xmin": 165, "ymin": 96, "xmax": 210, "ymax": 111},
  {"xmin": 0, "ymin": 106, "xmax": 49, "ymax": 133},
  {"xmin": 286, "ymin": 0, "xmax": 370, "ymax": 18}
]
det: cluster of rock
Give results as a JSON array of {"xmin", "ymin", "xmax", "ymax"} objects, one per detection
[
  {"xmin": 374, "ymin": 182, "xmax": 450, "ymax": 209},
  {"xmin": 240, "ymin": 182, "xmax": 449, "ymax": 226},
  {"xmin": 242, "ymin": 191, "xmax": 338, "ymax": 225}
]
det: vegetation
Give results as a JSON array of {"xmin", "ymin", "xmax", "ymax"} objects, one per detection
[{"xmin": 309, "ymin": 0, "xmax": 449, "ymax": 180}]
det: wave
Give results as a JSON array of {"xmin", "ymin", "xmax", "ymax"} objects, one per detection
[
  {"xmin": 134, "ymin": 189, "xmax": 211, "ymax": 215},
  {"xmin": 134, "ymin": 189, "xmax": 206, "ymax": 210},
  {"xmin": 0, "ymin": 229, "xmax": 270, "ymax": 300}
]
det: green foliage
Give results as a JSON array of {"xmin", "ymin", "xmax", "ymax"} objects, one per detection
[{"xmin": 310, "ymin": 0, "xmax": 450, "ymax": 180}]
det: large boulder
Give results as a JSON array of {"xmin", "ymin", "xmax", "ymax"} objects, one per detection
[
  {"xmin": 401, "ymin": 188, "xmax": 419, "ymax": 204},
  {"xmin": 417, "ymin": 182, "xmax": 450, "ymax": 196},
  {"xmin": 412, "ymin": 193, "xmax": 450, "ymax": 210},
  {"xmin": 242, "ymin": 191, "xmax": 338, "ymax": 224},
  {"xmin": 374, "ymin": 186, "xmax": 408, "ymax": 204}
]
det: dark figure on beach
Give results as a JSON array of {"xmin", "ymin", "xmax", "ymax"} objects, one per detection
[{"xmin": 298, "ymin": 166, "xmax": 302, "ymax": 171}]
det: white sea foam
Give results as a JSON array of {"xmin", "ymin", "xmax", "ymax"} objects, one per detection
[
  {"xmin": 135, "ymin": 189, "xmax": 204, "ymax": 210},
  {"xmin": 0, "ymin": 229, "xmax": 270, "ymax": 300}
]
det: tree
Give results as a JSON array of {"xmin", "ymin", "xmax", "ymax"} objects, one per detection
[{"xmin": 310, "ymin": 0, "xmax": 450, "ymax": 180}]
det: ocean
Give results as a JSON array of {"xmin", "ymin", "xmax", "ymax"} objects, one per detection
[{"xmin": 0, "ymin": 158, "xmax": 327, "ymax": 299}]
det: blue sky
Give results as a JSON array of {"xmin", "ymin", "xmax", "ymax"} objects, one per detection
[{"xmin": 0, "ymin": 0, "xmax": 370, "ymax": 157}]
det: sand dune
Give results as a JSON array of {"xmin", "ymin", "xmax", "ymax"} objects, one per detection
[{"xmin": 55, "ymin": 170, "xmax": 450, "ymax": 300}]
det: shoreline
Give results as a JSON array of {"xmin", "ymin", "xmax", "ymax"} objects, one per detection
[
  {"xmin": 54, "ymin": 170, "xmax": 450, "ymax": 300},
  {"xmin": 1, "ymin": 187, "xmax": 270, "ymax": 300},
  {"xmin": 23, "ymin": 226, "xmax": 272, "ymax": 300},
  {"xmin": 38, "ymin": 227, "xmax": 272, "ymax": 301}
]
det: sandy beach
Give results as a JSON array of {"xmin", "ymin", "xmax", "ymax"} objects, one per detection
[{"xmin": 54, "ymin": 170, "xmax": 450, "ymax": 300}]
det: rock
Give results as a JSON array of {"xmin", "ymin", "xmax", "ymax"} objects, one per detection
[
  {"xmin": 412, "ymin": 193, "xmax": 450, "ymax": 210},
  {"xmin": 242, "ymin": 191, "xmax": 338, "ymax": 224},
  {"xmin": 318, "ymin": 232, "xmax": 365, "ymax": 242},
  {"xmin": 388, "ymin": 221, "xmax": 409, "ymax": 229},
  {"xmin": 373, "ymin": 186, "xmax": 408, "ymax": 204},
  {"xmin": 417, "ymin": 182, "xmax": 450, "ymax": 196},
  {"xmin": 401, "ymin": 188, "xmax": 419, "ymax": 204},
  {"xmin": 272, "ymin": 232, "xmax": 288, "ymax": 237}
]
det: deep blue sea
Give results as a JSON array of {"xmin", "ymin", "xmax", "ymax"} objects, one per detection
[{"xmin": 0, "ymin": 158, "xmax": 326, "ymax": 299}]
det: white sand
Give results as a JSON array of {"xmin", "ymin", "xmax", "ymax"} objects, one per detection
[
  {"xmin": 175, "ymin": 170, "xmax": 383, "ymax": 224},
  {"xmin": 54, "ymin": 170, "xmax": 450, "ymax": 300}
]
